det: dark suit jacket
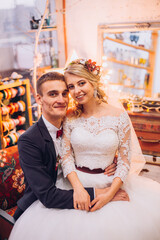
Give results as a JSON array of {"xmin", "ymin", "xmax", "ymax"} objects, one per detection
[{"xmin": 17, "ymin": 117, "xmax": 94, "ymax": 212}]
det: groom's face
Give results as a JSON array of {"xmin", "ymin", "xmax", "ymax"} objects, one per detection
[{"xmin": 37, "ymin": 80, "xmax": 69, "ymax": 121}]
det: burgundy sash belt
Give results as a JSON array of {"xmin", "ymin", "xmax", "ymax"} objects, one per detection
[{"xmin": 76, "ymin": 166, "xmax": 105, "ymax": 174}]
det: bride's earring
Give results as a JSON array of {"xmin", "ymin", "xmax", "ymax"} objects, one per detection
[{"xmin": 94, "ymin": 88, "xmax": 97, "ymax": 98}]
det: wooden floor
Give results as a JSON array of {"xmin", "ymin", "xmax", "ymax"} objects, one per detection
[{"xmin": 139, "ymin": 163, "xmax": 160, "ymax": 183}]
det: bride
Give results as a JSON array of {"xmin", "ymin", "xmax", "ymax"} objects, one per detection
[{"xmin": 10, "ymin": 59, "xmax": 160, "ymax": 240}]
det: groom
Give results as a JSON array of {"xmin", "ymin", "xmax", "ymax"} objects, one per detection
[{"xmin": 13, "ymin": 72, "xmax": 124, "ymax": 221}]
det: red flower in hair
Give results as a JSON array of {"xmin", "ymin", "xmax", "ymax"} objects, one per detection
[
  {"xmin": 85, "ymin": 59, "xmax": 100, "ymax": 75},
  {"xmin": 67, "ymin": 58, "xmax": 101, "ymax": 76}
]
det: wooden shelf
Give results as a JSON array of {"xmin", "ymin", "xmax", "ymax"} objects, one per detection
[
  {"xmin": 106, "ymin": 58, "xmax": 152, "ymax": 71},
  {"xmin": 123, "ymin": 86, "xmax": 145, "ymax": 90},
  {"xmin": 104, "ymin": 36, "xmax": 154, "ymax": 53},
  {"xmin": 109, "ymin": 82, "xmax": 145, "ymax": 90},
  {"xmin": 127, "ymin": 110, "xmax": 160, "ymax": 118},
  {"xmin": 27, "ymin": 26, "xmax": 57, "ymax": 33},
  {"xmin": 0, "ymin": 79, "xmax": 29, "ymax": 90}
]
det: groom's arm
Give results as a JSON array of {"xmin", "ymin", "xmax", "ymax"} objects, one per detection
[{"xmin": 18, "ymin": 135, "xmax": 94, "ymax": 210}]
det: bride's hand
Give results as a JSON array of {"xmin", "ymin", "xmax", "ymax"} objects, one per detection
[
  {"xmin": 73, "ymin": 186, "xmax": 91, "ymax": 211},
  {"xmin": 90, "ymin": 191, "xmax": 113, "ymax": 212},
  {"xmin": 90, "ymin": 188, "xmax": 129, "ymax": 212}
]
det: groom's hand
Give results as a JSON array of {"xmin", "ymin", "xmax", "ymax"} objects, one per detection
[
  {"xmin": 67, "ymin": 171, "xmax": 91, "ymax": 211},
  {"xmin": 73, "ymin": 187, "xmax": 91, "ymax": 211},
  {"xmin": 104, "ymin": 156, "xmax": 117, "ymax": 176}
]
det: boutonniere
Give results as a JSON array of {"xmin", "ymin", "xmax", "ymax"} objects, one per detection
[{"xmin": 55, "ymin": 154, "xmax": 61, "ymax": 171}]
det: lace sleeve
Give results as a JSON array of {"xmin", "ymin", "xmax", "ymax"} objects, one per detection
[
  {"xmin": 114, "ymin": 111, "xmax": 131, "ymax": 182},
  {"xmin": 60, "ymin": 118, "xmax": 76, "ymax": 178}
]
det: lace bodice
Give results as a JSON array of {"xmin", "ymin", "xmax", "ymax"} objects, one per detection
[{"xmin": 61, "ymin": 111, "xmax": 131, "ymax": 182}]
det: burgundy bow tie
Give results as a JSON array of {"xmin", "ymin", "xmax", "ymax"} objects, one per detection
[{"xmin": 56, "ymin": 128, "xmax": 63, "ymax": 138}]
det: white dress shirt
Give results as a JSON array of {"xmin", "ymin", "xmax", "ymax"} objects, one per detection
[{"xmin": 42, "ymin": 115, "xmax": 62, "ymax": 157}]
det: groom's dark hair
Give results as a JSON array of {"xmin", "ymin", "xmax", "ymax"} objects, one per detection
[{"xmin": 36, "ymin": 72, "xmax": 66, "ymax": 95}]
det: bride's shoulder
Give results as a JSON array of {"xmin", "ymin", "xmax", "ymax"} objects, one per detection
[{"xmin": 104, "ymin": 103, "xmax": 126, "ymax": 117}]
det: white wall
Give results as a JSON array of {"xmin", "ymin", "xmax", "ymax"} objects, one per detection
[
  {"xmin": 0, "ymin": 47, "xmax": 14, "ymax": 71},
  {"xmin": 64, "ymin": 0, "xmax": 160, "ymax": 94},
  {"xmin": 65, "ymin": 0, "xmax": 160, "ymax": 59}
]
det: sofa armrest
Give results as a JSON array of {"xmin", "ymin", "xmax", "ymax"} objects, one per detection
[{"xmin": 0, "ymin": 209, "xmax": 15, "ymax": 240}]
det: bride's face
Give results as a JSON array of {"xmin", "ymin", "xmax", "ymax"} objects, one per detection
[{"xmin": 65, "ymin": 73, "xmax": 94, "ymax": 105}]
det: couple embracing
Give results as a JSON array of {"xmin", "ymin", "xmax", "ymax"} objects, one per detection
[{"xmin": 10, "ymin": 59, "xmax": 160, "ymax": 240}]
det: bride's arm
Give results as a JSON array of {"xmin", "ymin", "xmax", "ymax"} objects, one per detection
[
  {"xmin": 67, "ymin": 171, "xmax": 91, "ymax": 211},
  {"xmin": 91, "ymin": 111, "xmax": 131, "ymax": 211},
  {"xmin": 61, "ymin": 117, "xmax": 92, "ymax": 211}
]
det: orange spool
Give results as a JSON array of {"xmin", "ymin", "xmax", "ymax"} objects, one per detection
[
  {"xmin": 3, "ymin": 137, "xmax": 7, "ymax": 148},
  {"xmin": 1, "ymin": 106, "xmax": 9, "ymax": 115},
  {"xmin": 6, "ymin": 89, "xmax": 12, "ymax": 99},
  {"xmin": 10, "ymin": 88, "xmax": 18, "ymax": 98},
  {"xmin": 0, "ymin": 92, "xmax": 3, "ymax": 100},
  {"xmin": 18, "ymin": 116, "xmax": 26, "ymax": 125}
]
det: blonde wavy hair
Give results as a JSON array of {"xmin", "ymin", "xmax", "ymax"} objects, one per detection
[{"xmin": 64, "ymin": 59, "xmax": 108, "ymax": 117}]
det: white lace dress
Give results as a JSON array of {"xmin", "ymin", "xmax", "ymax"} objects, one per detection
[{"xmin": 9, "ymin": 112, "xmax": 160, "ymax": 240}]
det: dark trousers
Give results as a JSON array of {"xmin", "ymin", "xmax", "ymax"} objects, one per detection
[{"xmin": 13, "ymin": 207, "xmax": 24, "ymax": 221}]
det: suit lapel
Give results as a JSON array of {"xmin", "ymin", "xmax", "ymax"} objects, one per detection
[{"xmin": 37, "ymin": 116, "xmax": 57, "ymax": 162}]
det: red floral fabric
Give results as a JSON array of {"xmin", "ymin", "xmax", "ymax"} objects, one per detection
[
  {"xmin": 0, "ymin": 145, "xmax": 25, "ymax": 210},
  {"xmin": 6, "ymin": 206, "xmax": 18, "ymax": 217}
]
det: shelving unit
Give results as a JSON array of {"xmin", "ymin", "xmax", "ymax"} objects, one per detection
[
  {"xmin": 27, "ymin": 26, "xmax": 57, "ymax": 33},
  {"xmin": 108, "ymin": 82, "xmax": 144, "ymax": 90},
  {"xmin": 0, "ymin": 79, "xmax": 32, "ymax": 149},
  {"xmin": 98, "ymin": 25, "xmax": 158, "ymax": 97},
  {"xmin": 27, "ymin": 25, "xmax": 58, "ymax": 69},
  {"xmin": 104, "ymin": 36, "xmax": 154, "ymax": 53},
  {"xmin": 106, "ymin": 57, "xmax": 152, "ymax": 71}
]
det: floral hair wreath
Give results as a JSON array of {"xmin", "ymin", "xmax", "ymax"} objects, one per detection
[{"xmin": 66, "ymin": 58, "xmax": 101, "ymax": 76}]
